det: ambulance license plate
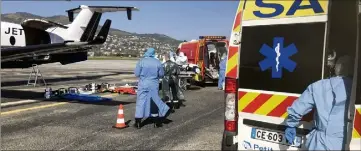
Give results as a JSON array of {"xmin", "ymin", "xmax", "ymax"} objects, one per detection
[{"xmin": 251, "ymin": 128, "xmax": 302, "ymax": 148}]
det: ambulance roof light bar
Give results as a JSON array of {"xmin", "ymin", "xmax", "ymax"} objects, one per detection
[{"xmin": 199, "ymin": 36, "xmax": 226, "ymax": 40}]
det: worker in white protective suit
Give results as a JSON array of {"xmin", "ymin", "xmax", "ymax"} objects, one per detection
[
  {"xmin": 162, "ymin": 51, "xmax": 177, "ymax": 63},
  {"xmin": 176, "ymin": 52, "xmax": 188, "ymax": 65},
  {"xmin": 169, "ymin": 51, "xmax": 176, "ymax": 62},
  {"xmin": 285, "ymin": 55, "xmax": 354, "ymax": 150}
]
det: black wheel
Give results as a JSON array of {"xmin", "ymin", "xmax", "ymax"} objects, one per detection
[{"xmin": 199, "ymin": 81, "xmax": 206, "ymax": 88}]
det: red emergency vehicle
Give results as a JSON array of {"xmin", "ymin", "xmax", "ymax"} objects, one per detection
[{"xmin": 177, "ymin": 36, "xmax": 229, "ymax": 86}]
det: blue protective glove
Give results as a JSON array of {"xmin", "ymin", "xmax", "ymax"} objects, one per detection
[{"xmin": 285, "ymin": 127, "xmax": 296, "ymax": 145}]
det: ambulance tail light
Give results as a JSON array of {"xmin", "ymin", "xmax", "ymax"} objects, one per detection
[
  {"xmin": 224, "ymin": 78, "xmax": 237, "ymax": 132},
  {"xmin": 225, "ymin": 121, "xmax": 236, "ymax": 132},
  {"xmin": 225, "ymin": 78, "xmax": 237, "ymax": 93}
]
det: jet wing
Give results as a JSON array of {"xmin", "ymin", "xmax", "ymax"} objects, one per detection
[
  {"xmin": 1, "ymin": 42, "xmax": 91, "ymax": 62},
  {"xmin": 1, "ymin": 19, "xmax": 112, "ymax": 62},
  {"xmin": 66, "ymin": 6, "xmax": 139, "ymax": 14},
  {"xmin": 66, "ymin": 6, "xmax": 139, "ymax": 21}
]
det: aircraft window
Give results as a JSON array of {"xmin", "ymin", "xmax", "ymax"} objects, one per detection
[
  {"xmin": 9, "ymin": 36, "xmax": 16, "ymax": 45},
  {"xmin": 238, "ymin": 23, "xmax": 326, "ymax": 94}
]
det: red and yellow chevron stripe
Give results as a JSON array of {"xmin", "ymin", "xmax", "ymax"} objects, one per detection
[
  {"xmin": 237, "ymin": 90, "xmax": 312, "ymax": 121},
  {"xmin": 226, "ymin": 0, "xmax": 245, "ymax": 78},
  {"xmin": 238, "ymin": 90, "xmax": 361, "ymax": 138},
  {"xmin": 226, "ymin": 46, "xmax": 238, "ymax": 78},
  {"xmin": 352, "ymin": 107, "xmax": 361, "ymax": 138},
  {"xmin": 233, "ymin": 1, "xmax": 244, "ymax": 33}
]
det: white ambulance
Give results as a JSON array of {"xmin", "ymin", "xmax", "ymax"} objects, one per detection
[{"xmin": 222, "ymin": 0, "xmax": 361, "ymax": 150}]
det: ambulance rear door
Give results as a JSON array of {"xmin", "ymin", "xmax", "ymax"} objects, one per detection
[
  {"xmin": 236, "ymin": 0, "xmax": 329, "ymax": 150},
  {"xmin": 350, "ymin": 20, "xmax": 361, "ymax": 149},
  {"xmin": 349, "ymin": 1, "xmax": 361, "ymax": 148}
]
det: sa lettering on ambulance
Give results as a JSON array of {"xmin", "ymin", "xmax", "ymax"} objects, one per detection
[{"xmin": 242, "ymin": 0, "xmax": 328, "ymax": 21}]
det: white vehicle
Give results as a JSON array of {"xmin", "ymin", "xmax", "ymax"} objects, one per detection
[
  {"xmin": 1, "ymin": 5, "xmax": 139, "ymax": 68},
  {"xmin": 222, "ymin": 0, "xmax": 360, "ymax": 150}
]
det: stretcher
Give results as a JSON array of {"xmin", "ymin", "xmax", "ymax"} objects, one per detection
[
  {"xmin": 178, "ymin": 64, "xmax": 199, "ymax": 90},
  {"xmin": 178, "ymin": 71, "xmax": 195, "ymax": 91}
]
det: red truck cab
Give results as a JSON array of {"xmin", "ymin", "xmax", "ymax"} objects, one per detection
[{"xmin": 178, "ymin": 36, "xmax": 229, "ymax": 85}]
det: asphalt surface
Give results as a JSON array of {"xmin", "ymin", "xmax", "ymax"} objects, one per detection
[
  {"xmin": 1, "ymin": 60, "xmax": 225, "ymax": 150},
  {"xmin": 1, "ymin": 60, "xmax": 138, "ymax": 103}
]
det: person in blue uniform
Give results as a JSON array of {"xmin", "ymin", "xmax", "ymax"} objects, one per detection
[
  {"xmin": 285, "ymin": 55, "xmax": 354, "ymax": 150},
  {"xmin": 134, "ymin": 48, "xmax": 170, "ymax": 129},
  {"xmin": 218, "ymin": 53, "xmax": 227, "ymax": 90}
]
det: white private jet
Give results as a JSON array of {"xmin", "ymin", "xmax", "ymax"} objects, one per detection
[{"xmin": 1, "ymin": 5, "xmax": 139, "ymax": 68}]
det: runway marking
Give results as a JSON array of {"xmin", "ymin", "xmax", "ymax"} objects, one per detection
[
  {"xmin": 1, "ymin": 102, "xmax": 68, "ymax": 116},
  {"xmin": 101, "ymin": 93, "xmax": 119, "ymax": 98},
  {"xmin": 1, "ymin": 99, "xmax": 40, "ymax": 107},
  {"xmin": 1, "ymin": 93, "xmax": 120, "ymax": 116},
  {"xmin": 1, "ymin": 93, "xmax": 118, "ymax": 107}
]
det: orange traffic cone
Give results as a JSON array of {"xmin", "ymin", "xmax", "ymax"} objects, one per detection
[{"xmin": 113, "ymin": 104, "xmax": 129, "ymax": 129}]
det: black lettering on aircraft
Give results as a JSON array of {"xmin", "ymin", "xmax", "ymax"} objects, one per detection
[
  {"xmin": 5, "ymin": 28, "xmax": 10, "ymax": 34},
  {"xmin": 12, "ymin": 28, "xmax": 17, "ymax": 35},
  {"xmin": 5, "ymin": 27, "xmax": 24, "ymax": 35}
]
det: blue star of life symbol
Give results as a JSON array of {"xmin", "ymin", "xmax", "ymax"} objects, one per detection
[{"xmin": 258, "ymin": 37, "xmax": 298, "ymax": 78}]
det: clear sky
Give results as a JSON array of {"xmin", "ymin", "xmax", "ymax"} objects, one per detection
[{"xmin": 1, "ymin": 1, "xmax": 239, "ymax": 41}]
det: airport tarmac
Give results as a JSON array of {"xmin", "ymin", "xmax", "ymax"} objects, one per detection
[
  {"xmin": 1, "ymin": 60, "xmax": 224, "ymax": 150},
  {"xmin": 1, "ymin": 60, "xmax": 138, "ymax": 103}
]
